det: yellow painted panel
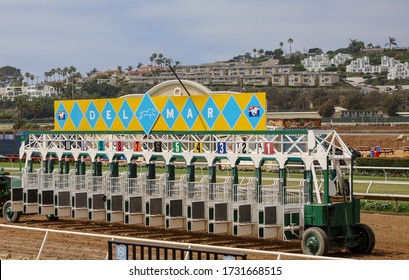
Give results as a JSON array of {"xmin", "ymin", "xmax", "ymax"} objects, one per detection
[
  {"xmin": 212, "ymin": 114, "xmax": 231, "ymax": 131},
  {"xmin": 191, "ymin": 95, "xmax": 209, "ymax": 112},
  {"xmin": 235, "ymin": 93, "xmax": 253, "ymax": 110},
  {"xmin": 172, "ymin": 115, "xmax": 189, "ymax": 131},
  {"xmin": 154, "ymin": 115, "xmax": 170, "ymax": 131},
  {"xmin": 62, "ymin": 118, "xmax": 76, "ymax": 131},
  {"xmin": 151, "ymin": 96, "xmax": 169, "ymax": 112},
  {"xmin": 213, "ymin": 94, "xmax": 231, "ymax": 111},
  {"xmin": 172, "ymin": 96, "xmax": 189, "ymax": 111}
]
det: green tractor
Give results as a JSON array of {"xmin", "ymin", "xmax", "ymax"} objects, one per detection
[{"xmin": 0, "ymin": 168, "xmax": 21, "ymax": 223}]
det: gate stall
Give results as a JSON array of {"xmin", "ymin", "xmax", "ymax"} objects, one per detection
[
  {"xmin": 144, "ymin": 173, "xmax": 166, "ymax": 227},
  {"xmin": 232, "ymin": 177, "xmax": 258, "ymax": 236},
  {"xmin": 124, "ymin": 172, "xmax": 147, "ymax": 225},
  {"xmin": 106, "ymin": 172, "xmax": 125, "ymax": 223},
  {"xmin": 38, "ymin": 168, "xmax": 55, "ymax": 216},
  {"xmin": 208, "ymin": 176, "xmax": 232, "ymax": 235},
  {"xmin": 53, "ymin": 168, "xmax": 73, "ymax": 217},
  {"xmin": 87, "ymin": 168, "xmax": 107, "ymax": 221},
  {"xmin": 186, "ymin": 175, "xmax": 209, "ymax": 232},
  {"xmin": 71, "ymin": 172, "xmax": 88, "ymax": 219},
  {"xmin": 257, "ymin": 178, "xmax": 281, "ymax": 239},
  {"xmin": 165, "ymin": 174, "xmax": 188, "ymax": 229}
]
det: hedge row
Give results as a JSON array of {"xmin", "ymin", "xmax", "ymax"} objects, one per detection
[
  {"xmin": 356, "ymin": 157, "xmax": 409, "ymax": 167},
  {"xmin": 356, "ymin": 157, "xmax": 409, "ymax": 176}
]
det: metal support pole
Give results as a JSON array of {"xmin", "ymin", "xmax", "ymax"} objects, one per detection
[
  {"xmin": 128, "ymin": 162, "xmax": 137, "ymax": 178},
  {"xmin": 255, "ymin": 167, "xmax": 262, "ymax": 203},
  {"xmin": 147, "ymin": 163, "xmax": 156, "ymax": 180},
  {"xmin": 75, "ymin": 160, "xmax": 80, "ymax": 175},
  {"xmin": 232, "ymin": 166, "xmax": 238, "ymax": 202},
  {"xmin": 110, "ymin": 161, "xmax": 119, "ymax": 177},
  {"xmin": 59, "ymin": 160, "xmax": 64, "ymax": 174},
  {"xmin": 166, "ymin": 164, "xmax": 175, "ymax": 181}
]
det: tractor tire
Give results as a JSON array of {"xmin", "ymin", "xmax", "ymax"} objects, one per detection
[
  {"xmin": 301, "ymin": 227, "xmax": 329, "ymax": 256},
  {"xmin": 2, "ymin": 200, "xmax": 21, "ymax": 223},
  {"xmin": 46, "ymin": 215, "xmax": 60, "ymax": 221},
  {"xmin": 349, "ymin": 223, "xmax": 375, "ymax": 254}
]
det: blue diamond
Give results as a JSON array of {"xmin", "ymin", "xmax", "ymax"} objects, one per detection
[
  {"xmin": 55, "ymin": 102, "xmax": 67, "ymax": 129},
  {"xmin": 101, "ymin": 101, "xmax": 117, "ymax": 129},
  {"xmin": 85, "ymin": 101, "xmax": 100, "ymax": 130},
  {"xmin": 135, "ymin": 94, "xmax": 159, "ymax": 134},
  {"xmin": 246, "ymin": 95, "xmax": 265, "ymax": 128},
  {"xmin": 181, "ymin": 98, "xmax": 199, "ymax": 129},
  {"xmin": 118, "ymin": 100, "xmax": 133, "ymax": 129},
  {"xmin": 70, "ymin": 102, "xmax": 84, "ymax": 129},
  {"xmin": 201, "ymin": 97, "xmax": 220, "ymax": 129},
  {"xmin": 162, "ymin": 98, "xmax": 179, "ymax": 129},
  {"xmin": 222, "ymin": 96, "xmax": 241, "ymax": 129}
]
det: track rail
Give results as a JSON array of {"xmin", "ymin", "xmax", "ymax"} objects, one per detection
[{"xmin": 0, "ymin": 222, "xmax": 345, "ymax": 260}]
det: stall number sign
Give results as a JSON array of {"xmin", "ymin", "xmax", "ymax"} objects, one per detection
[{"xmin": 116, "ymin": 245, "xmax": 127, "ymax": 260}]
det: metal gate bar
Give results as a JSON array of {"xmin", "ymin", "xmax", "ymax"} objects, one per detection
[{"xmin": 107, "ymin": 240, "xmax": 247, "ymax": 260}]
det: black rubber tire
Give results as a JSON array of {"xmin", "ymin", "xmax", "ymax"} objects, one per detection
[
  {"xmin": 301, "ymin": 227, "xmax": 329, "ymax": 256},
  {"xmin": 349, "ymin": 223, "xmax": 375, "ymax": 254},
  {"xmin": 46, "ymin": 214, "xmax": 60, "ymax": 221},
  {"xmin": 2, "ymin": 200, "xmax": 21, "ymax": 223}
]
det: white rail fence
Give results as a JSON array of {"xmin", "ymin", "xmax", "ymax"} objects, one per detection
[{"xmin": 0, "ymin": 224, "xmax": 346, "ymax": 260}]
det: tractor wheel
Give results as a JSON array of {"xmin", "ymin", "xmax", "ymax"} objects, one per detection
[
  {"xmin": 46, "ymin": 215, "xmax": 59, "ymax": 221},
  {"xmin": 349, "ymin": 223, "xmax": 375, "ymax": 254},
  {"xmin": 301, "ymin": 227, "xmax": 329, "ymax": 256},
  {"xmin": 2, "ymin": 200, "xmax": 21, "ymax": 223}
]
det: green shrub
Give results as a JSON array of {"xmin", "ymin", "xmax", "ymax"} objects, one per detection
[{"xmin": 356, "ymin": 157, "xmax": 409, "ymax": 176}]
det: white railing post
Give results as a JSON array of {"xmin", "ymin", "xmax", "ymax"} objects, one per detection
[{"xmin": 37, "ymin": 230, "xmax": 49, "ymax": 260}]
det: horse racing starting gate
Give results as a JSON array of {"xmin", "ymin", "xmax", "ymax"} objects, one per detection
[{"xmin": 4, "ymin": 81, "xmax": 375, "ymax": 256}]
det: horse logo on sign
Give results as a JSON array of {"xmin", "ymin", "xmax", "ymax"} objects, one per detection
[
  {"xmin": 57, "ymin": 111, "xmax": 66, "ymax": 120},
  {"xmin": 248, "ymin": 106, "xmax": 260, "ymax": 117}
]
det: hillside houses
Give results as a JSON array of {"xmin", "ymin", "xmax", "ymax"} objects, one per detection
[
  {"xmin": 94, "ymin": 60, "xmax": 340, "ymax": 88},
  {"xmin": 0, "ymin": 84, "xmax": 58, "ymax": 101},
  {"xmin": 346, "ymin": 55, "xmax": 409, "ymax": 80},
  {"xmin": 301, "ymin": 53, "xmax": 352, "ymax": 71}
]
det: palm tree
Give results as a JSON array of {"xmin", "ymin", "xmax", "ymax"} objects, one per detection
[
  {"xmin": 287, "ymin": 38, "xmax": 294, "ymax": 54},
  {"xmin": 24, "ymin": 72, "xmax": 30, "ymax": 85},
  {"xmin": 253, "ymin": 48, "xmax": 257, "ymax": 58},
  {"xmin": 117, "ymin": 66, "xmax": 123, "ymax": 74},
  {"xmin": 126, "ymin": 66, "xmax": 134, "ymax": 72},
  {"xmin": 56, "ymin": 68, "xmax": 62, "ymax": 81},
  {"xmin": 279, "ymin": 42, "xmax": 284, "ymax": 50},
  {"xmin": 30, "ymin": 74, "xmax": 35, "ymax": 85},
  {"xmin": 157, "ymin": 53, "xmax": 164, "ymax": 68},
  {"xmin": 50, "ymin": 69, "xmax": 56, "ymax": 81},
  {"xmin": 385, "ymin": 37, "xmax": 397, "ymax": 49},
  {"xmin": 165, "ymin": 58, "xmax": 173, "ymax": 67},
  {"xmin": 155, "ymin": 58, "xmax": 163, "ymax": 69},
  {"xmin": 31, "ymin": 97, "xmax": 43, "ymax": 125},
  {"xmin": 257, "ymin": 49, "xmax": 264, "ymax": 58},
  {"xmin": 69, "ymin": 66, "xmax": 77, "ymax": 74},
  {"xmin": 62, "ymin": 67, "xmax": 68, "ymax": 84},
  {"xmin": 150, "ymin": 53, "xmax": 158, "ymax": 66}
]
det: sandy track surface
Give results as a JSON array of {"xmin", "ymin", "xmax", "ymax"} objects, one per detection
[{"xmin": 1, "ymin": 212, "xmax": 408, "ymax": 260}]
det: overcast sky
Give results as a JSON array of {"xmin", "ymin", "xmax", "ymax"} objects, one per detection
[{"xmin": 1, "ymin": 0, "xmax": 408, "ymax": 79}]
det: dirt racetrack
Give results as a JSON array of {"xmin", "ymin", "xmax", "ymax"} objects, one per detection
[{"xmin": 0, "ymin": 212, "xmax": 408, "ymax": 260}]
